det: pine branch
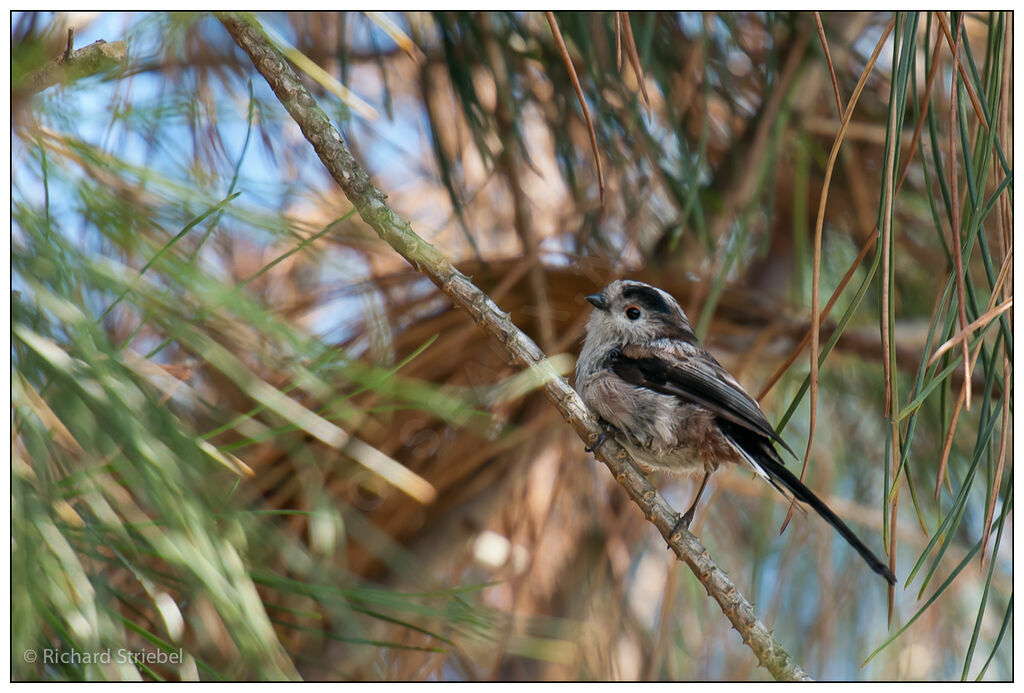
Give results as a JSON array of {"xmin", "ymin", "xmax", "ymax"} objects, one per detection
[
  {"xmin": 18, "ymin": 31, "xmax": 127, "ymax": 95},
  {"xmin": 215, "ymin": 11, "xmax": 812, "ymax": 682}
]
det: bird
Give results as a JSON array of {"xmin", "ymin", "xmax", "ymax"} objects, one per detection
[{"xmin": 574, "ymin": 279, "xmax": 897, "ymax": 585}]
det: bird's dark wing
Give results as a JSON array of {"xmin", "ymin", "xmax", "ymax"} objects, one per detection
[
  {"xmin": 610, "ymin": 344, "xmax": 796, "ymax": 458},
  {"xmin": 611, "ymin": 344, "xmax": 896, "ymax": 585}
]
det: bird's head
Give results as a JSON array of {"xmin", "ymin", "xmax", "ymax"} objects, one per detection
[{"xmin": 584, "ymin": 280, "xmax": 696, "ymax": 346}]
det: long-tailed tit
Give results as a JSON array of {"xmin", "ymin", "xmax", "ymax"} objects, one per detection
[{"xmin": 575, "ymin": 279, "xmax": 896, "ymax": 585}]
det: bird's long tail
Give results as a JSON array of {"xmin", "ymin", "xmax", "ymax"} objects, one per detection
[{"xmin": 753, "ymin": 452, "xmax": 897, "ymax": 585}]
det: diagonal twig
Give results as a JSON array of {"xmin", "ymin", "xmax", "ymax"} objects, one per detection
[{"xmin": 216, "ymin": 11, "xmax": 812, "ymax": 681}]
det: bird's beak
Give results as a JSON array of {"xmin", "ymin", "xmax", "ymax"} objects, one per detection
[{"xmin": 586, "ymin": 293, "xmax": 608, "ymax": 311}]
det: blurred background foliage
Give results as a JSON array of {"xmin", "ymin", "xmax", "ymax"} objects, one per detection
[{"xmin": 10, "ymin": 10, "xmax": 1012, "ymax": 681}]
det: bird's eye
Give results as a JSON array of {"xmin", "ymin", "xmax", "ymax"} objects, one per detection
[{"xmin": 624, "ymin": 305, "xmax": 641, "ymax": 320}]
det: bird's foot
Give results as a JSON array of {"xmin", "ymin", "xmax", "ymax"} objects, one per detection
[
  {"xmin": 671, "ymin": 508, "xmax": 695, "ymax": 538},
  {"xmin": 671, "ymin": 471, "xmax": 709, "ymax": 539},
  {"xmin": 585, "ymin": 422, "xmax": 621, "ymax": 453}
]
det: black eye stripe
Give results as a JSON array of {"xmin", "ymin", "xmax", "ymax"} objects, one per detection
[{"xmin": 621, "ymin": 284, "xmax": 672, "ymax": 315}]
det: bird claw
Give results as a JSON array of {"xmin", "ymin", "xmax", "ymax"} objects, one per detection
[
  {"xmin": 584, "ymin": 431, "xmax": 606, "ymax": 454},
  {"xmin": 585, "ymin": 422, "xmax": 621, "ymax": 453},
  {"xmin": 671, "ymin": 510, "xmax": 695, "ymax": 538}
]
